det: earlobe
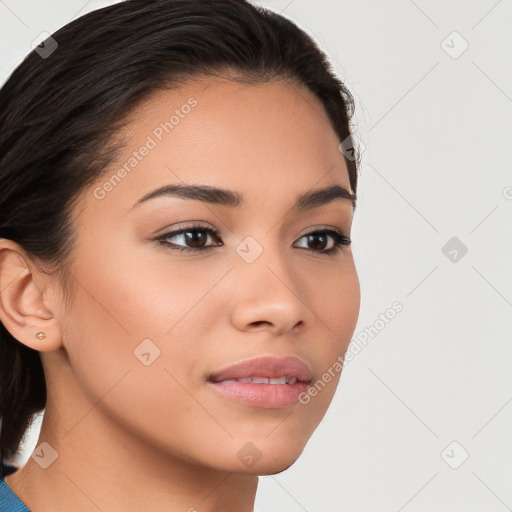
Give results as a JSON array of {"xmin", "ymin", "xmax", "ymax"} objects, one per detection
[{"xmin": 0, "ymin": 238, "xmax": 63, "ymax": 352}]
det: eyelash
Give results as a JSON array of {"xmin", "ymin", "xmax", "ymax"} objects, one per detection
[{"xmin": 154, "ymin": 224, "xmax": 351, "ymax": 256}]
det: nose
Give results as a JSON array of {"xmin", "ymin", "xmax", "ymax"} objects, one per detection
[{"xmin": 228, "ymin": 248, "xmax": 315, "ymax": 337}]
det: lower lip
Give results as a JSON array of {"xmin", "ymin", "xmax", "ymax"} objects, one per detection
[{"xmin": 208, "ymin": 380, "xmax": 311, "ymax": 408}]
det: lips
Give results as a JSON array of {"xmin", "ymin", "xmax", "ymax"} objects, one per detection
[
  {"xmin": 208, "ymin": 355, "xmax": 313, "ymax": 384},
  {"xmin": 207, "ymin": 355, "xmax": 313, "ymax": 408}
]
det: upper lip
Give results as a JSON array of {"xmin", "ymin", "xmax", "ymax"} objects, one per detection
[{"xmin": 208, "ymin": 355, "xmax": 313, "ymax": 383}]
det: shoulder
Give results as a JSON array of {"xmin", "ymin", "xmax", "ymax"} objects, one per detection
[{"xmin": 0, "ymin": 462, "xmax": 31, "ymax": 512}]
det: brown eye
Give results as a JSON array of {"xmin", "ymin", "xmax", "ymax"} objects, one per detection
[
  {"xmin": 155, "ymin": 225, "xmax": 223, "ymax": 253},
  {"xmin": 294, "ymin": 229, "xmax": 351, "ymax": 256}
]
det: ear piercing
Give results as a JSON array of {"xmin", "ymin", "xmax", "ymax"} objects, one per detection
[{"xmin": 35, "ymin": 332, "xmax": 46, "ymax": 340}]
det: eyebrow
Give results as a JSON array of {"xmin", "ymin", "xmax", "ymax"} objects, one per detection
[{"xmin": 131, "ymin": 183, "xmax": 357, "ymax": 211}]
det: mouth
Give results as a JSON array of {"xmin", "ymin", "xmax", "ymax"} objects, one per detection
[
  {"xmin": 207, "ymin": 355, "xmax": 313, "ymax": 409},
  {"xmin": 215, "ymin": 376, "xmax": 303, "ymax": 384}
]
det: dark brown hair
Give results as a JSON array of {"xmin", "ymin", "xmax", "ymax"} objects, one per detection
[{"xmin": 0, "ymin": 0, "xmax": 359, "ymax": 466}]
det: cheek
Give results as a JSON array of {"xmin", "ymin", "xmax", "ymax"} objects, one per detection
[
  {"xmin": 302, "ymin": 258, "xmax": 360, "ymax": 393},
  {"xmin": 58, "ymin": 275, "xmax": 215, "ymax": 463},
  {"xmin": 310, "ymin": 256, "xmax": 360, "ymax": 347},
  {"xmin": 71, "ymin": 237, "xmax": 229, "ymax": 341},
  {"xmin": 57, "ymin": 245, "xmax": 225, "ymax": 421}
]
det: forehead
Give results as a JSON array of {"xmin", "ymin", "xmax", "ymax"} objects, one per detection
[{"xmin": 81, "ymin": 77, "xmax": 351, "ymax": 217}]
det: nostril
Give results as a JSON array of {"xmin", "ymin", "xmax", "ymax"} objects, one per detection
[{"xmin": 250, "ymin": 321, "xmax": 270, "ymax": 328}]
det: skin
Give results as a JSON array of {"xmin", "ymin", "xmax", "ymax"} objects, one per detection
[{"xmin": 0, "ymin": 76, "xmax": 360, "ymax": 511}]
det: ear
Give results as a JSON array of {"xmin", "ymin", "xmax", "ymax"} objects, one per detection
[{"xmin": 0, "ymin": 238, "xmax": 63, "ymax": 352}]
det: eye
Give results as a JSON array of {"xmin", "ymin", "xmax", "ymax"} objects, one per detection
[
  {"xmin": 294, "ymin": 229, "xmax": 351, "ymax": 256},
  {"xmin": 154, "ymin": 225, "xmax": 351, "ymax": 255},
  {"xmin": 154, "ymin": 224, "xmax": 223, "ymax": 253}
]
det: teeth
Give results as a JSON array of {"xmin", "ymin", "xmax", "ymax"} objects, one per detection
[
  {"xmin": 223, "ymin": 376, "xmax": 298, "ymax": 384},
  {"xmin": 269, "ymin": 377, "xmax": 287, "ymax": 384},
  {"xmin": 250, "ymin": 377, "xmax": 269, "ymax": 384}
]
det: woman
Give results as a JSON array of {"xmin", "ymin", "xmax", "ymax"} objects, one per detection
[{"xmin": 0, "ymin": 0, "xmax": 361, "ymax": 510}]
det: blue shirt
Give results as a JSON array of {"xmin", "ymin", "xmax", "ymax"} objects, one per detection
[{"xmin": 0, "ymin": 462, "xmax": 31, "ymax": 512}]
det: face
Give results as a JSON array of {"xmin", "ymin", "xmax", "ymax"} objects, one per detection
[{"xmin": 47, "ymin": 77, "xmax": 360, "ymax": 474}]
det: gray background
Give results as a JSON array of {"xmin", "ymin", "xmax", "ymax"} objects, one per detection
[{"xmin": 1, "ymin": 1, "xmax": 511, "ymax": 510}]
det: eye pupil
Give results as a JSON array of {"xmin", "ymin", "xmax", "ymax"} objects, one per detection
[
  {"xmin": 307, "ymin": 233, "xmax": 327, "ymax": 251},
  {"xmin": 185, "ymin": 230, "xmax": 207, "ymax": 248}
]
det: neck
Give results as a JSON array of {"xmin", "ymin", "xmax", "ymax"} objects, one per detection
[{"xmin": 5, "ymin": 367, "xmax": 259, "ymax": 512}]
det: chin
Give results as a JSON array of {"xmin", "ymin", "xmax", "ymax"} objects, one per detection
[
  {"xmin": 233, "ymin": 439, "xmax": 307, "ymax": 476},
  {"xmin": 254, "ymin": 457, "xmax": 299, "ymax": 476}
]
